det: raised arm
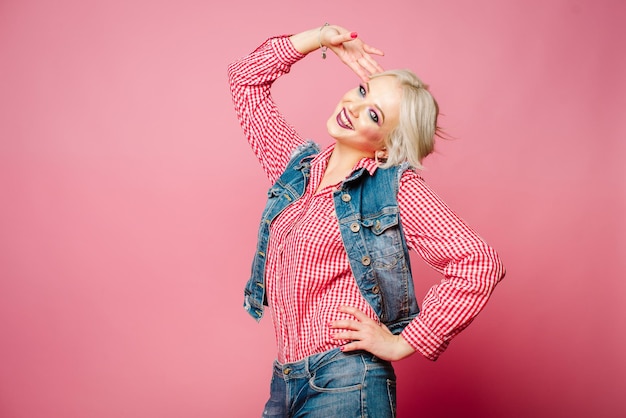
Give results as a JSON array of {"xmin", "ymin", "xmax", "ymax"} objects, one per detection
[
  {"xmin": 227, "ymin": 25, "xmax": 385, "ymax": 183},
  {"xmin": 227, "ymin": 36, "xmax": 307, "ymax": 183}
]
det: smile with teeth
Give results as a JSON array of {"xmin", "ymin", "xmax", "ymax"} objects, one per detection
[{"xmin": 336, "ymin": 108, "xmax": 354, "ymax": 130}]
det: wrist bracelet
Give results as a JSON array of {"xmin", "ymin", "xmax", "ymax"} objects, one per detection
[{"xmin": 319, "ymin": 22, "xmax": 329, "ymax": 59}]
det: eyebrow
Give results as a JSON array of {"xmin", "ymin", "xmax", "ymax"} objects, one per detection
[{"xmin": 366, "ymin": 82, "xmax": 386, "ymax": 124}]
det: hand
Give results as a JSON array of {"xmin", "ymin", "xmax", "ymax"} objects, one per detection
[
  {"xmin": 321, "ymin": 25, "xmax": 385, "ymax": 82},
  {"xmin": 330, "ymin": 305, "xmax": 416, "ymax": 361}
]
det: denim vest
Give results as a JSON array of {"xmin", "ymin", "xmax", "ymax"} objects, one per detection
[{"xmin": 244, "ymin": 142, "xmax": 420, "ymax": 334}]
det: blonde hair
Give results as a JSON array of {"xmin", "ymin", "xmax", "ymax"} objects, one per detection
[{"xmin": 371, "ymin": 69, "xmax": 440, "ymax": 169}]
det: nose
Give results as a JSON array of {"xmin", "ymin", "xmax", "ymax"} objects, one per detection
[{"xmin": 347, "ymin": 102, "xmax": 362, "ymax": 118}]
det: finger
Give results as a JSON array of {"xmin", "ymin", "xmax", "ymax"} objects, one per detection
[
  {"xmin": 329, "ymin": 31, "xmax": 358, "ymax": 46},
  {"xmin": 362, "ymin": 54, "xmax": 385, "ymax": 73},
  {"xmin": 363, "ymin": 44, "xmax": 385, "ymax": 56},
  {"xmin": 338, "ymin": 305, "xmax": 372, "ymax": 322},
  {"xmin": 356, "ymin": 56, "xmax": 380, "ymax": 76},
  {"xmin": 332, "ymin": 330, "xmax": 359, "ymax": 341},
  {"xmin": 330, "ymin": 319, "xmax": 360, "ymax": 330},
  {"xmin": 347, "ymin": 61, "xmax": 371, "ymax": 83},
  {"xmin": 339, "ymin": 341, "xmax": 363, "ymax": 353}
]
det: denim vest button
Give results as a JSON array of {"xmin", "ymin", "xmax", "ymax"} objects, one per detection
[
  {"xmin": 361, "ymin": 255, "xmax": 371, "ymax": 266},
  {"xmin": 341, "ymin": 193, "xmax": 351, "ymax": 202},
  {"xmin": 350, "ymin": 222, "xmax": 360, "ymax": 232},
  {"xmin": 372, "ymin": 285, "xmax": 380, "ymax": 294}
]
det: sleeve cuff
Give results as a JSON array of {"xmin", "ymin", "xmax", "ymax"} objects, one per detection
[
  {"xmin": 401, "ymin": 317, "xmax": 450, "ymax": 361},
  {"xmin": 270, "ymin": 36, "xmax": 306, "ymax": 66}
]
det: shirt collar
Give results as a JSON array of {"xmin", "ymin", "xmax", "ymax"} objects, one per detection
[{"xmin": 312, "ymin": 143, "xmax": 380, "ymax": 176}]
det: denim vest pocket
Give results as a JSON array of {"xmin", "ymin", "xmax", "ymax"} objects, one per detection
[
  {"xmin": 361, "ymin": 212, "xmax": 405, "ymax": 262},
  {"xmin": 361, "ymin": 212, "xmax": 398, "ymax": 235}
]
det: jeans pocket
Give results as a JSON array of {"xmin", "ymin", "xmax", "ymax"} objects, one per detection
[{"xmin": 309, "ymin": 354, "xmax": 365, "ymax": 393}]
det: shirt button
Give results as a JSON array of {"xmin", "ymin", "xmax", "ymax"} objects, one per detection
[
  {"xmin": 372, "ymin": 285, "xmax": 380, "ymax": 294},
  {"xmin": 361, "ymin": 256, "xmax": 371, "ymax": 266},
  {"xmin": 350, "ymin": 222, "xmax": 360, "ymax": 232},
  {"xmin": 341, "ymin": 194, "xmax": 351, "ymax": 202}
]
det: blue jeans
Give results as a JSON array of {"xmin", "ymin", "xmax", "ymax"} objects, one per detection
[{"xmin": 262, "ymin": 348, "xmax": 397, "ymax": 418}]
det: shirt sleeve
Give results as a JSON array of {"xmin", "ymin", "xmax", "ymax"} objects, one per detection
[
  {"xmin": 227, "ymin": 35, "xmax": 308, "ymax": 184},
  {"xmin": 397, "ymin": 170, "xmax": 506, "ymax": 361}
]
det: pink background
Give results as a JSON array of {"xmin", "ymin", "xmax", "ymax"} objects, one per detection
[{"xmin": 1, "ymin": 0, "xmax": 624, "ymax": 417}]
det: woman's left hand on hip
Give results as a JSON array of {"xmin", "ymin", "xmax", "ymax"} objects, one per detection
[{"xmin": 330, "ymin": 305, "xmax": 416, "ymax": 362}]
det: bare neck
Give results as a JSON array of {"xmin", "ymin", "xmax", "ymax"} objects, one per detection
[{"xmin": 316, "ymin": 144, "xmax": 372, "ymax": 192}]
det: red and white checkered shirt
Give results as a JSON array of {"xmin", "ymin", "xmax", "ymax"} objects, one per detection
[{"xmin": 228, "ymin": 36, "xmax": 505, "ymax": 363}]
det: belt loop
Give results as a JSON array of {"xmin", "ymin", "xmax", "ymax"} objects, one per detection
[{"xmin": 304, "ymin": 355, "xmax": 310, "ymax": 377}]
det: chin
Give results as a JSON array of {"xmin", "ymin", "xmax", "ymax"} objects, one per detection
[
  {"xmin": 326, "ymin": 120, "xmax": 338, "ymax": 137},
  {"xmin": 326, "ymin": 115, "xmax": 335, "ymax": 129}
]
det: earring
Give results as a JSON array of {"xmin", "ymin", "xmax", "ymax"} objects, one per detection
[{"xmin": 375, "ymin": 150, "xmax": 387, "ymax": 165}]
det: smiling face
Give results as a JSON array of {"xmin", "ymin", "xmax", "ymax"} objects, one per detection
[{"xmin": 326, "ymin": 75, "xmax": 402, "ymax": 159}]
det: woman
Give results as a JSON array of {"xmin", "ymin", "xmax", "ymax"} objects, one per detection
[{"xmin": 228, "ymin": 23, "xmax": 505, "ymax": 418}]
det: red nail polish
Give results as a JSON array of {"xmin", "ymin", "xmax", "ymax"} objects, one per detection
[
  {"xmin": 350, "ymin": 32, "xmax": 358, "ymax": 39},
  {"xmin": 340, "ymin": 346, "xmax": 345, "ymax": 351}
]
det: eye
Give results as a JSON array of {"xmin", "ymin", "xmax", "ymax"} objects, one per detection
[
  {"xmin": 368, "ymin": 109, "xmax": 379, "ymax": 124},
  {"xmin": 358, "ymin": 84, "xmax": 366, "ymax": 97}
]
